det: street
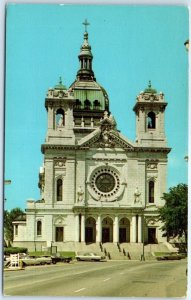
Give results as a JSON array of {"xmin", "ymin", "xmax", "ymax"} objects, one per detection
[{"xmin": 4, "ymin": 259, "xmax": 187, "ymax": 297}]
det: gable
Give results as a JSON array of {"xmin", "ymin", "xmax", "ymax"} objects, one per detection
[{"xmin": 78, "ymin": 128, "xmax": 135, "ymax": 150}]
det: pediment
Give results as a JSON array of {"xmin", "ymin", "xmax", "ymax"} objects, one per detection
[{"xmin": 78, "ymin": 128, "xmax": 135, "ymax": 150}]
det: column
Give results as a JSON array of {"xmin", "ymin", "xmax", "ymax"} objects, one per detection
[
  {"xmin": 138, "ymin": 215, "xmax": 142, "ymax": 243},
  {"xmin": 113, "ymin": 215, "xmax": 119, "ymax": 243},
  {"xmin": 131, "ymin": 215, "xmax": 137, "ymax": 243},
  {"xmin": 75, "ymin": 214, "xmax": 80, "ymax": 242},
  {"xmin": 96, "ymin": 215, "xmax": 101, "ymax": 243},
  {"xmin": 48, "ymin": 106, "xmax": 54, "ymax": 129},
  {"xmin": 81, "ymin": 214, "xmax": 85, "ymax": 242}
]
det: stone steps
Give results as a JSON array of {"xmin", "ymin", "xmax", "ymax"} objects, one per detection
[{"xmin": 52, "ymin": 242, "xmax": 172, "ymax": 260}]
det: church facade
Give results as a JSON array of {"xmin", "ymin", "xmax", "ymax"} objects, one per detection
[{"xmin": 13, "ymin": 25, "xmax": 171, "ymax": 251}]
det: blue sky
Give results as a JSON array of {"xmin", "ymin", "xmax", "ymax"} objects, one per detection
[{"xmin": 5, "ymin": 4, "xmax": 188, "ymax": 210}]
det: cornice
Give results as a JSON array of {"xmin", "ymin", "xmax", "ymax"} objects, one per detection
[
  {"xmin": 41, "ymin": 143, "xmax": 171, "ymax": 154},
  {"xmin": 133, "ymin": 101, "xmax": 167, "ymax": 113}
]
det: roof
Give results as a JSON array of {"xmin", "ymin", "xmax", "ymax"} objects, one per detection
[
  {"xmin": 54, "ymin": 77, "xmax": 67, "ymax": 90},
  {"xmin": 144, "ymin": 81, "xmax": 157, "ymax": 94}
]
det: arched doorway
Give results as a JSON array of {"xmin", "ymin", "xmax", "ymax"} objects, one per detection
[
  {"xmin": 102, "ymin": 217, "xmax": 113, "ymax": 243},
  {"xmin": 85, "ymin": 217, "xmax": 96, "ymax": 243},
  {"xmin": 119, "ymin": 217, "xmax": 130, "ymax": 243}
]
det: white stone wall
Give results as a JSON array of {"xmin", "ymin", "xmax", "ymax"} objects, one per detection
[{"xmin": 13, "ymin": 222, "xmax": 26, "ymax": 242}]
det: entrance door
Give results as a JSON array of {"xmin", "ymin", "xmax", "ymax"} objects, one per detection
[
  {"xmin": 148, "ymin": 228, "xmax": 156, "ymax": 243},
  {"xmin": 55, "ymin": 227, "xmax": 64, "ymax": 242},
  {"xmin": 102, "ymin": 228, "xmax": 110, "ymax": 243},
  {"xmin": 85, "ymin": 227, "xmax": 93, "ymax": 243},
  {"xmin": 119, "ymin": 228, "xmax": 126, "ymax": 243}
]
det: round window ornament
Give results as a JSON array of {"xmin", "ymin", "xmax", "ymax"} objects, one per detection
[{"xmin": 89, "ymin": 167, "xmax": 121, "ymax": 201}]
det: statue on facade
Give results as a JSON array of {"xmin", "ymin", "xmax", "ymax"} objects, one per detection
[
  {"xmin": 134, "ymin": 187, "xmax": 141, "ymax": 203},
  {"xmin": 77, "ymin": 186, "xmax": 84, "ymax": 202},
  {"xmin": 57, "ymin": 115, "xmax": 64, "ymax": 127}
]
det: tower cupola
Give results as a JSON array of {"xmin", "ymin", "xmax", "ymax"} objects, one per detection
[
  {"xmin": 77, "ymin": 19, "xmax": 95, "ymax": 81},
  {"xmin": 69, "ymin": 20, "xmax": 110, "ymax": 131},
  {"xmin": 133, "ymin": 81, "xmax": 168, "ymax": 147}
]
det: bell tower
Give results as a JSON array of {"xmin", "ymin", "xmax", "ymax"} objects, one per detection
[
  {"xmin": 133, "ymin": 81, "xmax": 168, "ymax": 147},
  {"xmin": 45, "ymin": 77, "xmax": 75, "ymax": 145}
]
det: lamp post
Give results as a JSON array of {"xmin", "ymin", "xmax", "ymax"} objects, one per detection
[
  {"xmin": 141, "ymin": 208, "xmax": 145, "ymax": 261},
  {"xmin": 184, "ymin": 39, "xmax": 189, "ymax": 52}
]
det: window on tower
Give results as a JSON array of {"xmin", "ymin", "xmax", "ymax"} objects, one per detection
[
  {"xmin": 56, "ymin": 108, "xmax": 65, "ymax": 127},
  {"xmin": 148, "ymin": 181, "xmax": 155, "ymax": 203},
  {"xmin": 147, "ymin": 112, "xmax": 156, "ymax": 129},
  {"xmin": 57, "ymin": 178, "xmax": 63, "ymax": 201}
]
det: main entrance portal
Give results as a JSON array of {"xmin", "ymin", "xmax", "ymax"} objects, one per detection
[
  {"xmin": 119, "ymin": 228, "xmax": 126, "ymax": 243},
  {"xmin": 102, "ymin": 217, "xmax": 113, "ymax": 243},
  {"xmin": 119, "ymin": 217, "xmax": 130, "ymax": 243},
  {"xmin": 85, "ymin": 217, "xmax": 96, "ymax": 243},
  {"xmin": 102, "ymin": 228, "xmax": 110, "ymax": 243}
]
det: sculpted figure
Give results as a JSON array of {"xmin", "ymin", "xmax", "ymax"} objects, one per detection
[
  {"xmin": 57, "ymin": 115, "xmax": 64, "ymax": 127},
  {"xmin": 134, "ymin": 187, "xmax": 141, "ymax": 203},
  {"xmin": 77, "ymin": 186, "xmax": 84, "ymax": 202}
]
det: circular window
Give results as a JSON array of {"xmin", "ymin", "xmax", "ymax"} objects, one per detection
[
  {"xmin": 90, "ymin": 167, "xmax": 120, "ymax": 200},
  {"xmin": 95, "ymin": 173, "xmax": 115, "ymax": 193}
]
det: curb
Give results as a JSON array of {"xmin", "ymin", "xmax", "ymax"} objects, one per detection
[{"xmin": 4, "ymin": 268, "xmax": 25, "ymax": 272}]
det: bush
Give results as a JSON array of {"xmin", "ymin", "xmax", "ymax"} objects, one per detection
[{"xmin": 4, "ymin": 247, "xmax": 28, "ymax": 255}]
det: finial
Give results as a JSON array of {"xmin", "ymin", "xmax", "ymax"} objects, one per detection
[
  {"xmin": 148, "ymin": 80, "xmax": 152, "ymax": 88},
  {"xmin": 82, "ymin": 19, "xmax": 90, "ymax": 32},
  {"xmin": 59, "ymin": 76, "xmax": 62, "ymax": 84}
]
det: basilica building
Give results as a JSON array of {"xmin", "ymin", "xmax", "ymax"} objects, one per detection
[{"xmin": 13, "ymin": 24, "xmax": 171, "ymax": 253}]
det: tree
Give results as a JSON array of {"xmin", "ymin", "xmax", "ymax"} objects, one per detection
[
  {"xmin": 159, "ymin": 183, "xmax": 188, "ymax": 244},
  {"xmin": 4, "ymin": 208, "xmax": 25, "ymax": 247}
]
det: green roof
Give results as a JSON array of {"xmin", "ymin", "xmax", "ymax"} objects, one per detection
[
  {"xmin": 144, "ymin": 81, "xmax": 157, "ymax": 94},
  {"xmin": 54, "ymin": 77, "xmax": 67, "ymax": 90}
]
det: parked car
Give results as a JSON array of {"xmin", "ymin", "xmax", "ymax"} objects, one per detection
[
  {"xmin": 51, "ymin": 256, "xmax": 73, "ymax": 264},
  {"xmin": 76, "ymin": 252, "xmax": 106, "ymax": 262},
  {"xmin": 156, "ymin": 254, "xmax": 182, "ymax": 261},
  {"xmin": 21, "ymin": 256, "xmax": 52, "ymax": 266}
]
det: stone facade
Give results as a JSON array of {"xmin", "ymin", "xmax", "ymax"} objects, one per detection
[{"xmin": 13, "ymin": 28, "xmax": 171, "ymax": 252}]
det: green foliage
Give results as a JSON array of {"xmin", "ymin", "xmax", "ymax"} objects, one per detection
[
  {"xmin": 4, "ymin": 247, "xmax": 28, "ymax": 255},
  {"xmin": 28, "ymin": 251, "xmax": 76, "ymax": 258},
  {"xmin": 59, "ymin": 251, "xmax": 76, "ymax": 258},
  {"xmin": 4, "ymin": 207, "xmax": 25, "ymax": 246},
  {"xmin": 159, "ymin": 183, "xmax": 188, "ymax": 243}
]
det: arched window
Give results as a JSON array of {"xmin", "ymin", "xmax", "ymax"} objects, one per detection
[
  {"xmin": 56, "ymin": 108, "xmax": 65, "ymax": 127},
  {"xmin": 93, "ymin": 100, "xmax": 100, "ymax": 110},
  {"xmin": 149, "ymin": 181, "xmax": 155, "ymax": 203},
  {"xmin": 84, "ymin": 99, "xmax": 91, "ymax": 110},
  {"xmin": 75, "ymin": 99, "xmax": 81, "ymax": 110},
  {"xmin": 37, "ymin": 220, "xmax": 42, "ymax": 236},
  {"xmin": 147, "ymin": 112, "xmax": 156, "ymax": 129},
  {"xmin": 57, "ymin": 179, "xmax": 63, "ymax": 201}
]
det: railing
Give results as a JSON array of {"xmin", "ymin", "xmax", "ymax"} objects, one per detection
[
  {"xmin": 122, "ymin": 249, "xmax": 131, "ymax": 260},
  {"xmin": 117, "ymin": 242, "xmax": 121, "ymax": 252}
]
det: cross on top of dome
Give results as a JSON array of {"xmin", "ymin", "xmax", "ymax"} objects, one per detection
[{"xmin": 82, "ymin": 19, "xmax": 90, "ymax": 32}]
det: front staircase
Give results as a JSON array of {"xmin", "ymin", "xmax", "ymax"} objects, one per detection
[
  {"xmin": 52, "ymin": 242, "xmax": 175, "ymax": 260},
  {"xmin": 101, "ymin": 243, "xmax": 130, "ymax": 260}
]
